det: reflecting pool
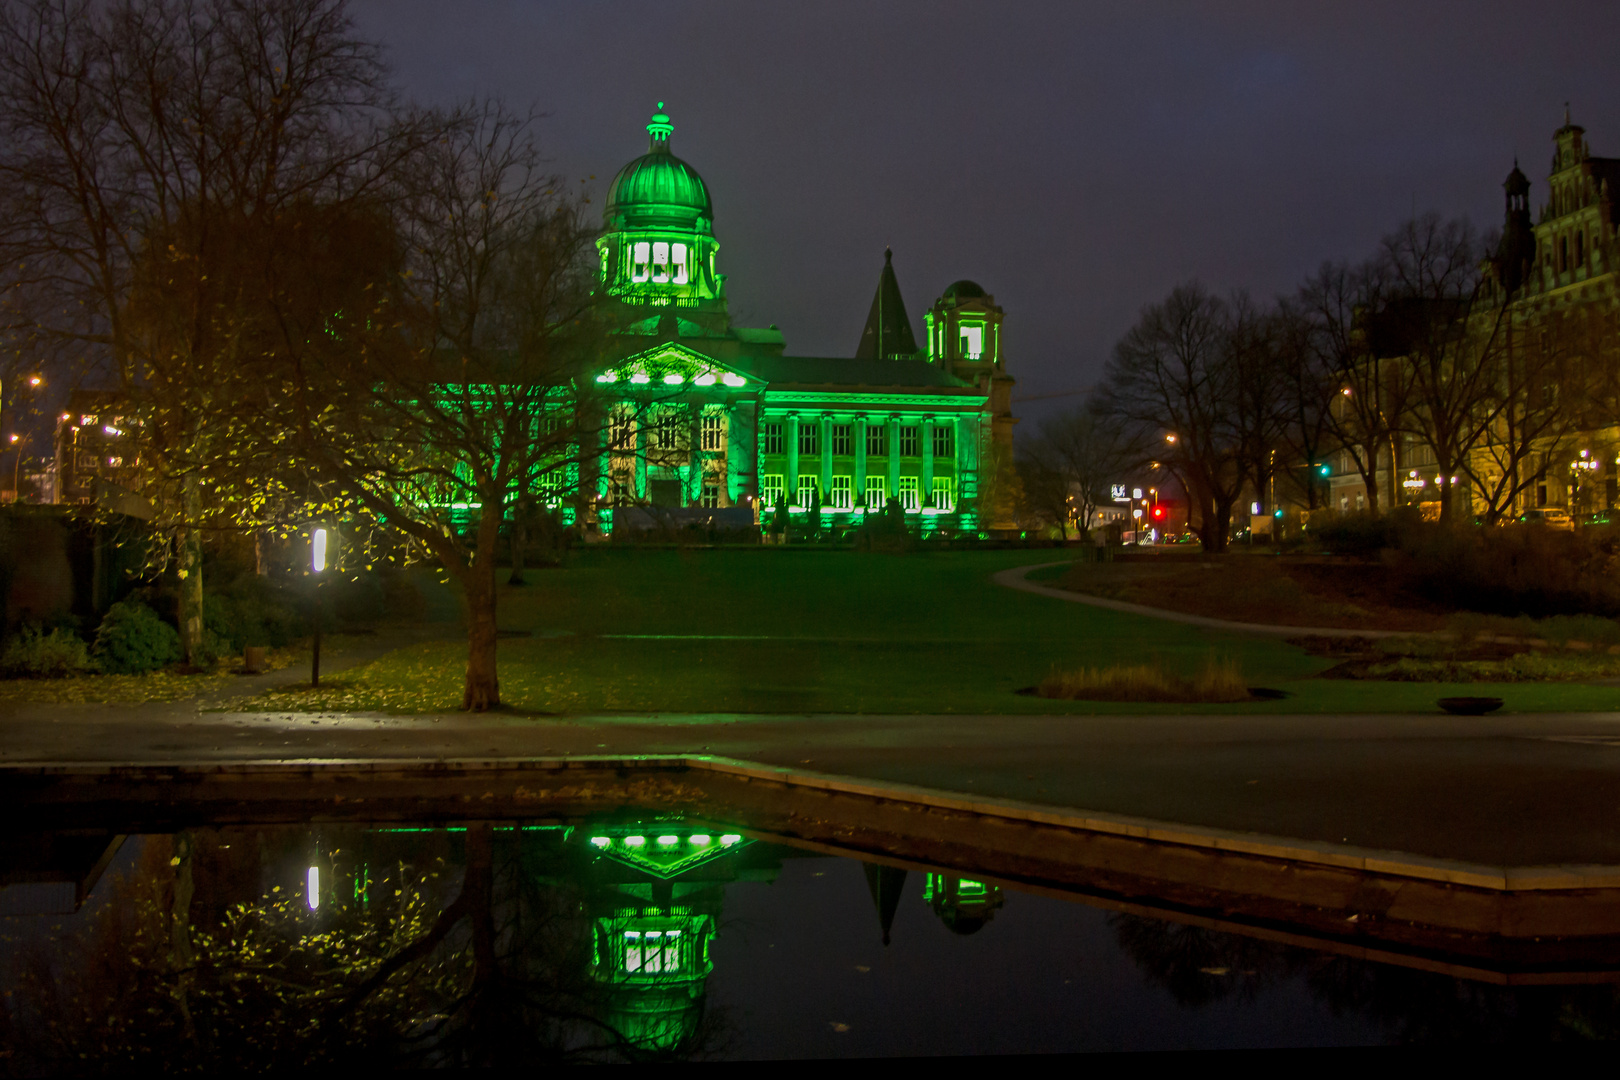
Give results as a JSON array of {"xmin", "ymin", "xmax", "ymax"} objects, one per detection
[{"xmin": 3, "ymin": 817, "xmax": 1617, "ymax": 1066}]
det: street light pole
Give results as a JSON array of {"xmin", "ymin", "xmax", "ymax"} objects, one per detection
[{"xmin": 311, "ymin": 527, "xmax": 328, "ymax": 687}]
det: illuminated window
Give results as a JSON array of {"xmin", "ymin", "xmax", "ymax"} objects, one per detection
[
  {"xmin": 829, "ymin": 475, "xmax": 852, "ymax": 509},
  {"xmin": 701, "ymin": 483, "xmax": 720, "ymax": 508},
  {"xmin": 701, "ymin": 412, "xmax": 725, "ymax": 452},
  {"xmin": 898, "ymin": 476, "xmax": 919, "ymax": 511},
  {"xmin": 831, "ymin": 424, "xmax": 853, "ymax": 456},
  {"xmin": 624, "ymin": 929, "xmax": 683, "ymax": 974},
  {"xmin": 631, "ymin": 242, "xmax": 651, "ymax": 283},
  {"xmin": 761, "ymin": 474, "xmax": 784, "ymax": 506},
  {"xmin": 932, "ymin": 424, "xmax": 954, "ymax": 459},
  {"xmin": 865, "ymin": 476, "xmax": 886, "ymax": 506},
  {"xmin": 898, "ymin": 426, "xmax": 920, "ymax": 457},
  {"xmin": 672, "ymin": 243, "xmax": 689, "ymax": 285},
  {"xmin": 609, "ymin": 412, "xmax": 634, "ymax": 451},
  {"xmin": 931, "ymin": 477, "xmax": 953, "ymax": 510},
  {"xmin": 761, "ymin": 422, "xmax": 784, "ymax": 455},
  {"xmin": 959, "ymin": 323, "xmax": 984, "ymax": 359},
  {"xmin": 797, "ymin": 424, "xmax": 819, "ymax": 455},
  {"xmin": 866, "ymin": 424, "xmax": 888, "ymax": 457},
  {"xmin": 652, "ymin": 241, "xmax": 670, "ymax": 283},
  {"xmin": 797, "ymin": 474, "xmax": 818, "ymax": 507}
]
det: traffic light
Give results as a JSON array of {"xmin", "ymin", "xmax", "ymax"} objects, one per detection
[
  {"xmin": 1273, "ymin": 508, "xmax": 1284, "ymax": 518},
  {"xmin": 1317, "ymin": 463, "xmax": 1331, "ymax": 476},
  {"xmin": 1152, "ymin": 506, "xmax": 1164, "ymax": 519}
]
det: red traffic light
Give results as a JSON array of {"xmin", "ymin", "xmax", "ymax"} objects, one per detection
[{"xmin": 1152, "ymin": 507, "xmax": 1164, "ymax": 518}]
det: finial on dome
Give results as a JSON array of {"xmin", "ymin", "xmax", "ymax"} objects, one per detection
[
  {"xmin": 885, "ymin": 246, "xmax": 892, "ymax": 264},
  {"xmin": 647, "ymin": 102, "xmax": 673, "ymax": 152}
]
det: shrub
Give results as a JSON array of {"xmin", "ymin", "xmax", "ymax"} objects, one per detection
[
  {"xmin": 93, "ymin": 599, "xmax": 181, "ymax": 674},
  {"xmin": 854, "ymin": 497, "xmax": 912, "ymax": 553},
  {"xmin": 1393, "ymin": 522, "xmax": 1620, "ymax": 617},
  {"xmin": 1037, "ymin": 656, "xmax": 1249, "ymax": 702},
  {"xmin": 0, "ymin": 626, "xmax": 94, "ymax": 677},
  {"xmin": 206, "ymin": 575, "xmax": 303, "ymax": 651}
]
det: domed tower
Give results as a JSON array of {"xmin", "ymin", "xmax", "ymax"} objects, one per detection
[
  {"xmin": 926, "ymin": 279, "xmax": 1018, "ymax": 530},
  {"xmin": 598, "ymin": 104, "xmax": 729, "ymax": 333}
]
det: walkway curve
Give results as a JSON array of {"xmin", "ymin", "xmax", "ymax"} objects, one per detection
[{"xmin": 993, "ymin": 560, "xmax": 1419, "ymax": 639}]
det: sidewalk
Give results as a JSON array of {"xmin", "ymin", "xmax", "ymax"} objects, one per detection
[{"xmin": 6, "ymin": 699, "xmax": 1620, "ymax": 869}]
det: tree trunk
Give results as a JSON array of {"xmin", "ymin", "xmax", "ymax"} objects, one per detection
[
  {"xmin": 462, "ymin": 559, "xmax": 500, "ymax": 711},
  {"xmin": 178, "ymin": 478, "xmax": 205, "ymax": 666},
  {"xmin": 507, "ymin": 510, "xmax": 527, "ymax": 586}
]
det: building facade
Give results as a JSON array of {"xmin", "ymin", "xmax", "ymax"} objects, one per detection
[{"xmin": 587, "ymin": 105, "xmax": 1016, "ymax": 535}]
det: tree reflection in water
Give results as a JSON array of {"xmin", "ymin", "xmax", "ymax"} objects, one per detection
[
  {"xmin": 1111, "ymin": 914, "xmax": 1620, "ymax": 1042},
  {"xmin": 0, "ymin": 824, "xmax": 732, "ymax": 1070}
]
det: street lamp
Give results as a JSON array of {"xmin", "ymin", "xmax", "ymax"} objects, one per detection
[{"xmin": 310, "ymin": 526, "xmax": 331, "ymax": 687}]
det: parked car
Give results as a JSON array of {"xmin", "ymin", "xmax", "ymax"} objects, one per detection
[{"xmin": 1519, "ymin": 508, "xmax": 1575, "ymax": 530}]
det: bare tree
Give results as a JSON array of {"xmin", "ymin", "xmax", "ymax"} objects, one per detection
[
  {"xmin": 1017, "ymin": 406, "xmax": 1143, "ymax": 539},
  {"xmin": 0, "ymin": 0, "xmax": 411, "ymax": 662},
  {"xmin": 263, "ymin": 103, "xmax": 607, "ymax": 710},
  {"xmin": 1373, "ymin": 214, "xmax": 1510, "ymax": 523},
  {"xmin": 1096, "ymin": 283, "xmax": 1246, "ymax": 553}
]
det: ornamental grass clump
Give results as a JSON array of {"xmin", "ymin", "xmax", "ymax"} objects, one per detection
[{"xmin": 1037, "ymin": 656, "xmax": 1249, "ymax": 703}]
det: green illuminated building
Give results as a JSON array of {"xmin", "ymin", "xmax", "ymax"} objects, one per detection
[{"xmin": 588, "ymin": 105, "xmax": 1017, "ymax": 535}]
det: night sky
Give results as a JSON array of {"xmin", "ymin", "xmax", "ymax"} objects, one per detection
[{"xmin": 352, "ymin": 1, "xmax": 1620, "ymax": 422}]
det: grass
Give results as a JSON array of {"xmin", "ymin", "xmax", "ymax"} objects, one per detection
[
  {"xmin": 224, "ymin": 548, "xmax": 1620, "ymax": 715},
  {"xmin": 1037, "ymin": 656, "xmax": 1250, "ymax": 702}
]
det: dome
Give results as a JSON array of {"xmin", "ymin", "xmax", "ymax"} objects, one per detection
[
  {"xmin": 942, "ymin": 279, "xmax": 986, "ymax": 301},
  {"xmin": 605, "ymin": 104, "xmax": 713, "ymax": 234}
]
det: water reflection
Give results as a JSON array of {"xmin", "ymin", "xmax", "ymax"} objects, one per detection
[{"xmin": 3, "ymin": 816, "xmax": 1620, "ymax": 1064}]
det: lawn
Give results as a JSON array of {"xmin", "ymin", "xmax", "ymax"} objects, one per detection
[{"xmin": 229, "ymin": 549, "xmax": 1620, "ymax": 715}]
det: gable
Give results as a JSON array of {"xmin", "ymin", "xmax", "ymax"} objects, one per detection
[{"xmin": 594, "ymin": 342, "xmax": 756, "ymax": 389}]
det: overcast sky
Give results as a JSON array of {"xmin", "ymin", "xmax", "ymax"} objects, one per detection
[{"xmin": 351, "ymin": 0, "xmax": 1620, "ymax": 422}]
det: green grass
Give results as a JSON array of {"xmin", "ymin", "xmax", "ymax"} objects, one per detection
[{"xmin": 229, "ymin": 549, "xmax": 1620, "ymax": 715}]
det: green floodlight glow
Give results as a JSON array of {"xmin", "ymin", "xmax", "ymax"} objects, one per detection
[
  {"xmin": 662, "ymin": 373, "xmax": 684, "ymax": 385},
  {"xmin": 694, "ymin": 372, "xmax": 717, "ymax": 386},
  {"xmin": 689, "ymin": 834, "xmax": 711, "ymax": 845},
  {"xmin": 625, "ymin": 835, "xmax": 646, "ymax": 847},
  {"xmin": 590, "ymin": 836, "xmax": 611, "ymax": 848},
  {"xmin": 656, "ymin": 834, "xmax": 679, "ymax": 846},
  {"xmin": 719, "ymin": 834, "xmax": 742, "ymax": 846},
  {"xmin": 630, "ymin": 373, "xmax": 650, "ymax": 385},
  {"xmin": 722, "ymin": 373, "xmax": 746, "ymax": 387}
]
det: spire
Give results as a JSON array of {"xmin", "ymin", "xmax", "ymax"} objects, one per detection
[
  {"xmin": 863, "ymin": 862, "xmax": 907, "ymax": 946},
  {"xmin": 855, "ymin": 248, "xmax": 918, "ymax": 360},
  {"xmin": 647, "ymin": 102, "xmax": 673, "ymax": 153}
]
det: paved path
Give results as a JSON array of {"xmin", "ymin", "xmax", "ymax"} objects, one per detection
[
  {"xmin": 994, "ymin": 560, "xmax": 1423, "ymax": 638},
  {"xmin": 8, "ymin": 701, "xmax": 1620, "ymax": 869}
]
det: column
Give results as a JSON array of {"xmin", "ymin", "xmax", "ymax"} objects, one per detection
[
  {"xmin": 957, "ymin": 414, "xmax": 976, "ymax": 515},
  {"xmin": 785, "ymin": 413, "xmax": 800, "ymax": 506},
  {"xmin": 921, "ymin": 416, "xmax": 935, "ymax": 507},
  {"xmin": 887, "ymin": 415, "xmax": 901, "ymax": 505},
  {"xmin": 819, "ymin": 413, "xmax": 833, "ymax": 503},
  {"xmin": 854, "ymin": 416, "xmax": 868, "ymax": 508},
  {"xmin": 725, "ymin": 400, "xmax": 756, "ymax": 509}
]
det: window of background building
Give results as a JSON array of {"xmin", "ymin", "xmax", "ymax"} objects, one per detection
[
  {"xmin": 829, "ymin": 475, "xmax": 852, "ymax": 509},
  {"xmin": 631, "ymin": 241, "xmax": 651, "ymax": 283},
  {"xmin": 931, "ymin": 477, "xmax": 953, "ymax": 511},
  {"xmin": 701, "ymin": 412, "xmax": 724, "ymax": 452},
  {"xmin": 865, "ymin": 476, "xmax": 886, "ymax": 507},
  {"xmin": 701, "ymin": 484, "xmax": 720, "ymax": 508},
  {"xmin": 831, "ymin": 424, "xmax": 852, "ymax": 456},
  {"xmin": 897, "ymin": 476, "xmax": 919, "ymax": 511},
  {"xmin": 932, "ymin": 424, "xmax": 953, "ymax": 459},
  {"xmin": 866, "ymin": 424, "xmax": 888, "ymax": 457},
  {"xmin": 898, "ymin": 426, "xmax": 920, "ymax": 457},
  {"xmin": 760, "ymin": 474, "xmax": 784, "ymax": 507},
  {"xmin": 797, "ymin": 424, "xmax": 819, "ymax": 455},
  {"xmin": 609, "ymin": 412, "xmax": 633, "ymax": 451},
  {"xmin": 797, "ymin": 474, "xmax": 818, "ymax": 507},
  {"xmin": 761, "ymin": 422, "xmax": 783, "ymax": 455},
  {"xmin": 959, "ymin": 323, "xmax": 984, "ymax": 360}
]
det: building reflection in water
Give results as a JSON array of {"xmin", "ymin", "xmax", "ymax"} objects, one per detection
[{"xmin": 923, "ymin": 872, "xmax": 1005, "ymax": 936}]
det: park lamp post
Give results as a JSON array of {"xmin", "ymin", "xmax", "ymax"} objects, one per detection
[{"xmin": 310, "ymin": 526, "xmax": 331, "ymax": 687}]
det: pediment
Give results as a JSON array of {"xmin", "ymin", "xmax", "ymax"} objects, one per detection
[{"xmin": 594, "ymin": 343, "xmax": 755, "ymax": 389}]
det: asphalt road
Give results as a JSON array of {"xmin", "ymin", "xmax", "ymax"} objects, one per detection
[{"xmin": 8, "ymin": 697, "xmax": 1620, "ymax": 868}]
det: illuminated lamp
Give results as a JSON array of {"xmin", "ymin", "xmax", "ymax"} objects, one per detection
[
  {"xmin": 596, "ymin": 372, "xmax": 618, "ymax": 384},
  {"xmin": 656, "ymin": 834, "xmax": 679, "ymax": 846},
  {"xmin": 722, "ymin": 374, "xmax": 746, "ymax": 387},
  {"xmin": 590, "ymin": 836, "xmax": 611, "ymax": 848},
  {"xmin": 663, "ymin": 373, "xmax": 684, "ymax": 385},
  {"xmin": 306, "ymin": 866, "xmax": 320, "ymax": 910},
  {"xmin": 719, "ymin": 834, "xmax": 742, "ymax": 846},
  {"xmin": 630, "ymin": 373, "xmax": 651, "ymax": 385},
  {"xmin": 694, "ymin": 372, "xmax": 717, "ymax": 386},
  {"xmin": 624, "ymin": 835, "xmax": 646, "ymax": 847},
  {"xmin": 689, "ymin": 834, "xmax": 711, "ymax": 845}
]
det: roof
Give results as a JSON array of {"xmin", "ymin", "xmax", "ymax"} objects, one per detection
[
  {"xmin": 855, "ymin": 249, "xmax": 918, "ymax": 360},
  {"xmin": 728, "ymin": 354, "xmax": 971, "ymax": 389}
]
